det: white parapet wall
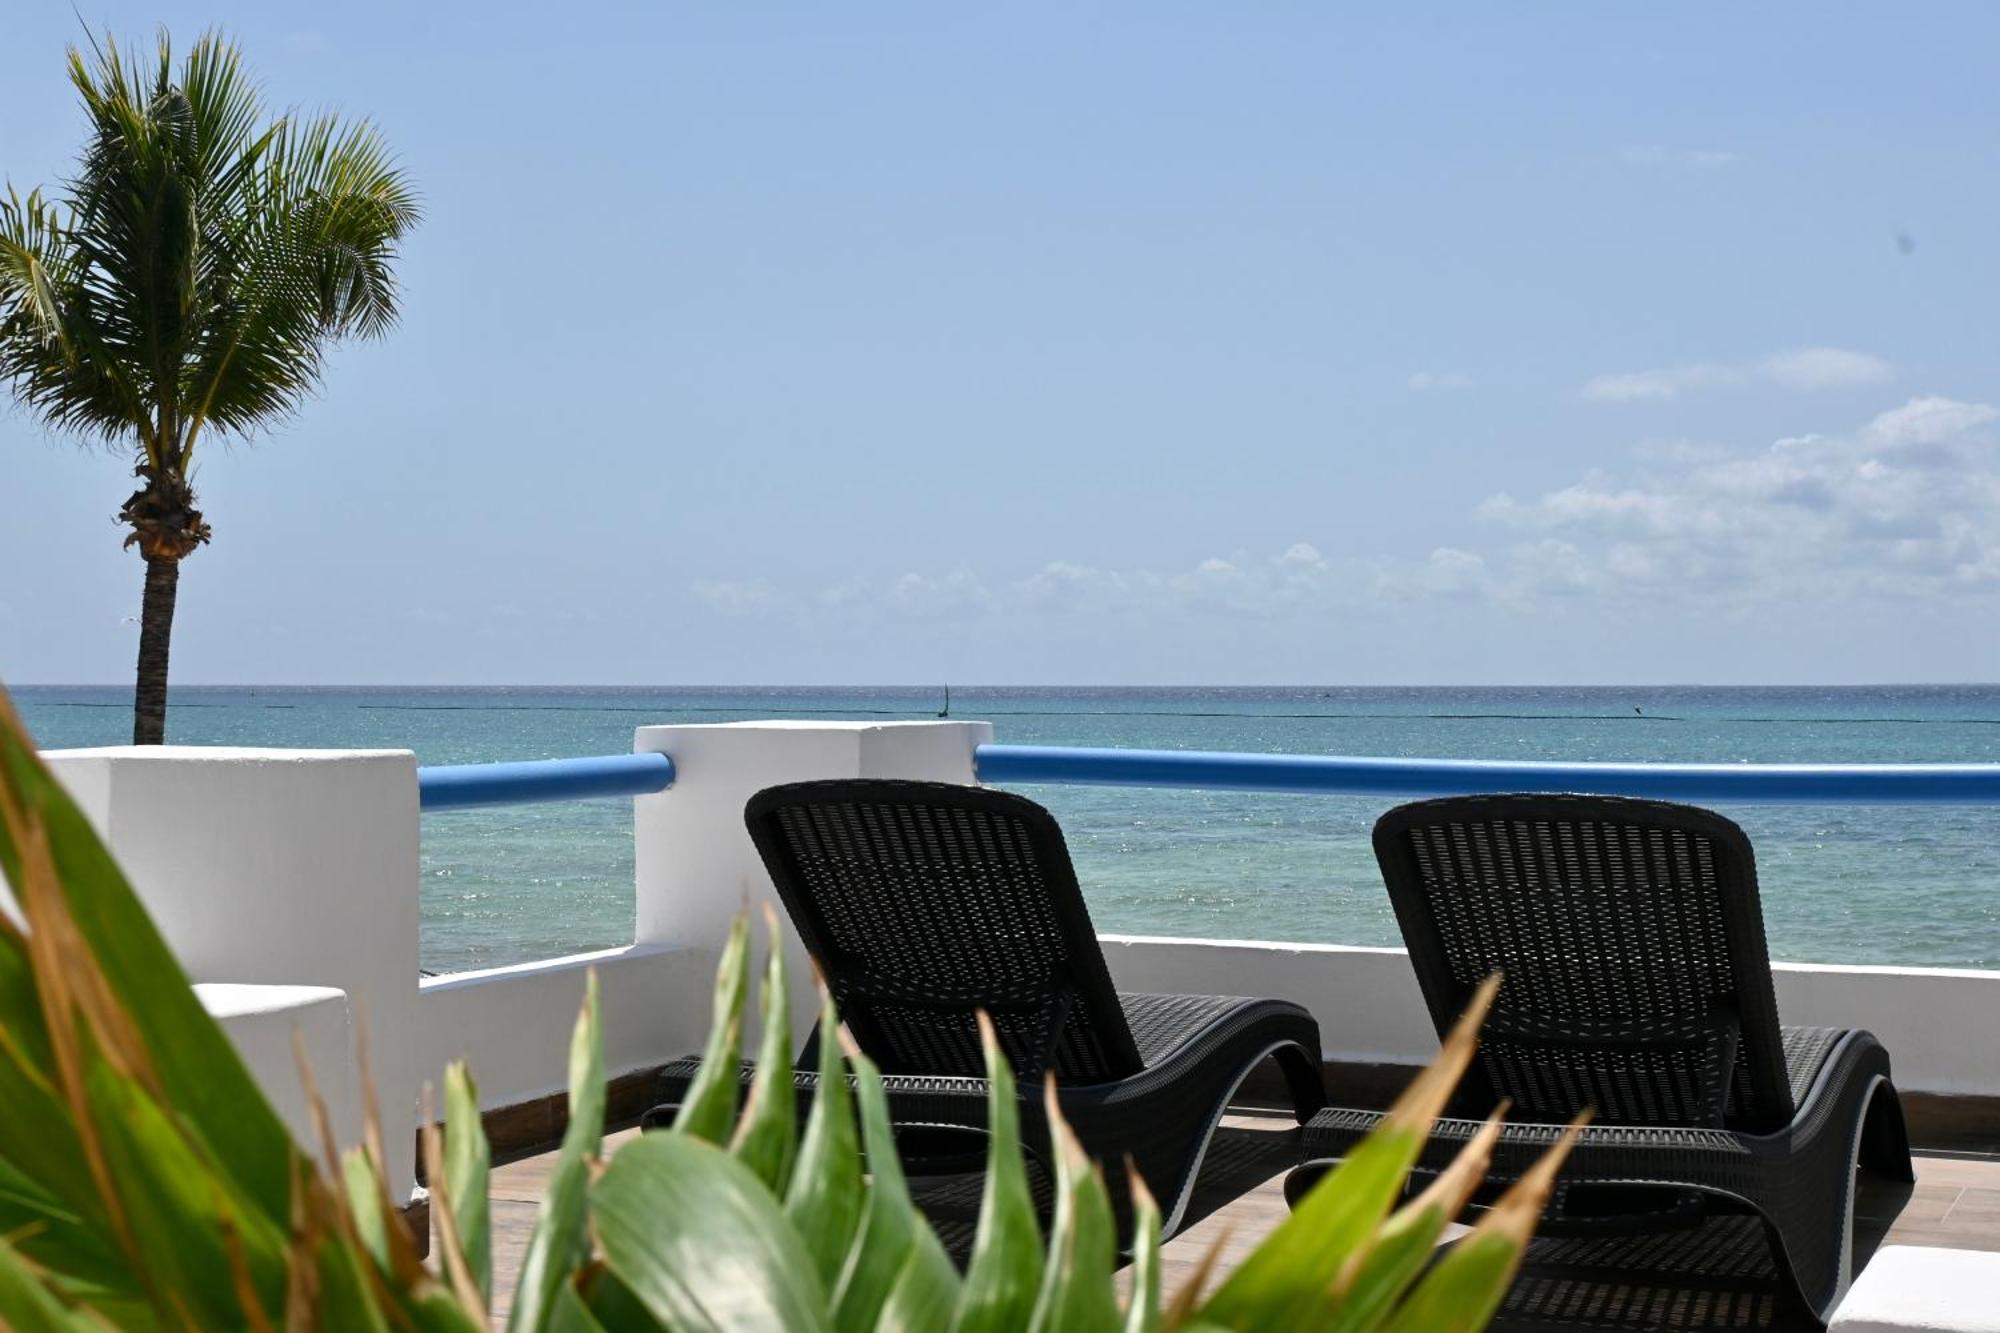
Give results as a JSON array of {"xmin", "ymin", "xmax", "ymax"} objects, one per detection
[
  {"xmin": 39, "ymin": 746, "xmax": 422, "ymax": 1197},
  {"xmin": 633, "ymin": 720, "xmax": 995, "ymax": 1040},
  {"xmin": 1099, "ymin": 934, "xmax": 2000, "ymax": 1097},
  {"xmin": 196, "ymin": 983, "xmax": 356, "ymax": 1155},
  {"xmin": 416, "ymin": 942, "xmax": 713, "ymax": 1112}
]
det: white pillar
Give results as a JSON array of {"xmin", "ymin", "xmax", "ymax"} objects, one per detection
[
  {"xmin": 39, "ymin": 747, "xmax": 421, "ymax": 1198},
  {"xmin": 632, "ymin": 721, "xmax": 993, "ymax": 1038}
]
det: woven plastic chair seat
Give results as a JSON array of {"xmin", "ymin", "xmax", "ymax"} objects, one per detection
[
  {"xmin": 642, "ymin": 779, "xmax": 1327, "ymax": 1242},
  {"xmin": 1284, "ymin": 794, "xmax": 1913, "ymax": 1327}
]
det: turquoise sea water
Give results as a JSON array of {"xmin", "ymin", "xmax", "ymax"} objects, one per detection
[{"xmin": 15, "ymin": 685, "xmax": 2000, "ymax": 975}]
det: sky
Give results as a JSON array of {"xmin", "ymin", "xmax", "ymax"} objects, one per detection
[{"xmin": 4, "ymin": 3, "xmax": 2000, "ymax": 686}]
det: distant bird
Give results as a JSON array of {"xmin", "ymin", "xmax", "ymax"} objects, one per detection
[{"xmin": 1634, "ymin": 706, "xmax": 1643, "ymax": 715}]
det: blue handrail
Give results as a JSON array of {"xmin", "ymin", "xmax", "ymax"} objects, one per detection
[
  {"xmin": 418, "ymin": 752, "xmax": 675, "ymax": 810},
  {"xmin": 973, "ymin": 743, "xmax": 2000, "ymax": 805}
]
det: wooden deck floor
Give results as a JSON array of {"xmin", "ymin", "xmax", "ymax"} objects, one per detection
[{"xmin": 484, "ymin": 1113, "xmax": 2000, "ymax": 1331}]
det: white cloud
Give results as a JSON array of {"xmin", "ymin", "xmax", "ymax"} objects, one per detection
[
  {"xmin": 1281, "ymin": 542, "xmax": 1327, "ymax": 568},
  {"xmin": 1582, "ymin": 364, "xmax": 1742, "ymax": 402},
  {"xmin": 1760, "ymin": 347, "xmax": 1893, "ymax": 390},
  {"xmin": 1584, "ymin": 347, "xmax": 1893, "ymax": 402},
  {"xmin": 691, "ymin": 398, "xmax": 2000, "ymax": 626},
  {"xmin": 693, "ymin": 579, "xmax": 779, "ymax": 614},
  {"xmin": 1618, "ymin": 145, "xmax": 1739, "ymax": 170},
  {"xmin": 1866, "ymin": 396, "xmax": 1999, "ymax": 447},
  {"xmin": 1408, "ymin": 370, "xmax": 1474, "ymax": 392},
  {"xmin": 1474, "ymin": 396, "xmax": 2000, "ymax": 603}
]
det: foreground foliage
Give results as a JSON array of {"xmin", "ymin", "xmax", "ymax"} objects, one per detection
[{"xmin": 0, "ymin": 685, "xmax": 1577, "ymax": 1329}]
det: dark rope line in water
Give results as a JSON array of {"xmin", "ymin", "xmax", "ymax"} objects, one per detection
[{"xmin": 32, "ymin": 701, "xmax": 2000, "ymax": 725}]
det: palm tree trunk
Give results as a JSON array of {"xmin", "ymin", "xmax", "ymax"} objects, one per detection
[{"xmin": 132, "ymin": 555, "xmax": 180, "ymax": 744}]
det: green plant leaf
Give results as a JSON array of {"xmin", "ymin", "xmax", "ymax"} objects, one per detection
[
  {"xmin": 783, "ymin": 997, "xmax": 865, "ymax": 1296},
  {"xmin": 1026, "ymin": 1077, "xmax": 1119, "ymax": 1333},
  {"xmin": 592, "ymin": 1131, "xmax": 828, "ymax": 1332},
  {"xmin": 1376, "ymin": 1231, "xmax": 1516, "ymax": 1333},
  {"xmin": 0, "ymin": 695, "xmax": 302, "ymax": 1223},
  {"xmin": 444, "ymin": 1061, "xmax": 492, "ymax": 1304},
  {"xmin": 952, "ymin": 1012, "xmax": 1043, "ymax": 1333},
  {"xmin": 570, "ymin": 1268, "xmax": 662, "ymax": 1331},
  {"xmin": 0, "ymin": 1238, "xmax": 94, "ymax": 1332},
  {"xmin": 730, "ymin": 911, "xmax": 797, "ymax": 1194},
  {"xmin": 875, "ymin": 1227, "xmax": 961, "ymax": 1333},
  {"xmin": 1195, "ymin": 975, "xmax": 1499, "ymax": 1329},
  {"xmin": 550, "ymin": 1279, "xmax": 615, "ymax": 1333},
  {"xmin": 1320, "ymin": 1111, "xmax": 1503, "ymax": 1332},
  {"xmin": 0, "ymin": 1158, "xmax": 132, "ymax": 1300},
  {"xmin": 81, "ymin": 1054, "xmax": 288, "ymax": 1326},
  {"xmin": 0, "ymin": 1059, "xmax": 116, "ymax": 1270},
  {"xmin": 507, "ymin": 970, "xmax": 606, "ymax": 1333},
  {"xmin": 310, "ymin": 1234, "xmax": 400, "ymax": 1333},
  {"xmin": 1119, "ymin": 1171, "xmax": 1162, "ymax": 1333},
  {"xmin": 1381, "ymin": 1113, "xmax": 1583, "ymax": 1333},
  {"xmin": 341, "ymin": 1147, "xmax": 391, "ymax": 1273},
  {"xmin": 831, "ymin": 1052, "xmax": 923, "ymax": 1333},
  {"xmin": 674, "ymin": 916, "xmax": 750, "ymax": 1144}
]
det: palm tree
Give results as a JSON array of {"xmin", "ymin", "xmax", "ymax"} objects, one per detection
[{"xmin": 0, "ymin": 32, "xmax": 416, "ymax": 742}]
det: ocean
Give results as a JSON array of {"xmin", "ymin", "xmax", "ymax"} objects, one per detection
[{"xmin": 14, "ymin": 684, "xmax": 2000, "ymax": 976}]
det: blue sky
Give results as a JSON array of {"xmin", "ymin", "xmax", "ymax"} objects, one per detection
[{"xmin": 5, "ymin": 3, "xmax": 1999, "ymax": 685}]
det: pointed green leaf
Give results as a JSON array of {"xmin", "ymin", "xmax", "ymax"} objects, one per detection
[
  {"xmin": 951, "ymin": 1015, "xmax": 1043, "ymax": 1333},
  {"xmin": 1119, "ymin": 1174, "xmax": 1161, "ymax": 1333},
  {"xmin": 82, "ymin": 1055, "xmax": 288, "ymax": 1326},
  {"xmin": 831, "ymin": 1053, "xmax": 922, "ymax": 1333},
  {"xmin": 1193, "ymin": 1122, "xmax": 1423, "ymax": 1328},
  {"xmin": 1198, "ymin": 979, "xmax": 1497, "ymax": 1328},
  {"xmin": 1329, "ymin": 1207, "xmax": 1446, "ymax": 1331},
  {"xmin": 444, "ymin": 1061, "xmax": 492, "ymax": 1303},
  {"xmin": 875, "ymin": 1227, "xmax": 961, "ymax": 1333},
  {"xmin": 1378, "ymin": 1231, "xmax": 1518, "ymax": 1333},
  {"xmin": 1026, "ymin": 1086, "xmax": 1118, "ymax": 1333},
  {"xmin": 783, "ymin": 998, "xmax": 864, "ymax": 1295},
  {"xmin": 342, "ymin": 1147, "xmax": 391, "ymax": 1273},
  {"xmin": 592, "ymin": 1131, "xmax": 827, "ymax": 1332},
  {"xmin": 0, "ymin": 1239, "xmax": 93, "ymax": 1332},
  {"xmin": 310, "ymin": 1235, "xmax": 399, "ymax": 1333},
  {"xmin": 674, "ymin": 916, "xmax": 750, "ymax": 1144},
  {"xmin": 549, "ymin": 1279, "xmax": 614, "ymax": 1333},
  {"xmin": 0, "ymin": 1160, "xmax": 134, "ymax": 1301},
  {"xmin": 507, "ymin": 971, "xmax": 605, "ymax": 1333},
  {"xmin": 571, "ymin": 1268, "xmax": 661, "ymax": 1331},
  {"xmin": 1320, "ymin": 1199, "xmax": 1450, "ymax": 1332},
  {"xmin": 730, "ymin": 917, "xmax": 797, "ymax": 1193},
  {"xmin": 0, "ymin": 1019, "xmax": 96, "ymax": 1213}
]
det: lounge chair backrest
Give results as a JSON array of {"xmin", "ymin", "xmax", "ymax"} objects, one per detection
[
  {"xmin": 1373, "ymin": 794, "xmax": 1795, "ymax": 1133},
  {"xmin": 745, "ymin": 779, "xmax": 1145, "ymax": 1084}
]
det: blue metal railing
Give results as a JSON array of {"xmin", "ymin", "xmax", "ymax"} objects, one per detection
[
  {"xmin": 972, "ymin": 744, "xmax": 2000, "ymax": 805},
  {"xmin": 417, "ymin": 752, "xmax": 675, "ymax": 811},
  {"xmin": 412, "ymin": 741, "xmax": 2000, "ymax": 811}
]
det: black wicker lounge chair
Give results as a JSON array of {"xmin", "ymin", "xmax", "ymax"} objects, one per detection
[
  {"xmin": 1283, "ymin": 793, "xmax": 1912, "ymax": 1325},
  {"xmin": 643, "ymin": 778, "xmax": 1327, "ymax": 1238}
]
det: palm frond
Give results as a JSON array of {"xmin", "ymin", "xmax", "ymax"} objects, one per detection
[{"xmin": 0, "ymin": 29, "xmax": 416, "ymax": 469}]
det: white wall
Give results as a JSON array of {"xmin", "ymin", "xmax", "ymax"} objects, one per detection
[
  {"xmin": 197, "ymin": 983, "xmax": 356, "ymax": 1153},
  {"xmin": 40, "ymin": 746, "xmax": 421, "ymax": 1197},
  {"xmin": 416, "ymin": 942, "xmax": 714, "ymax": 1110},
  {"xmin": 633, "ymin": 721, "xmax": 993, "ymax": 1040},
  {"xmin": 1101, "ymin": 934, "xmax": 2000, "ymax": 1097}
]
